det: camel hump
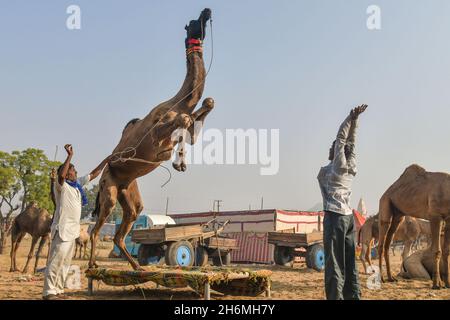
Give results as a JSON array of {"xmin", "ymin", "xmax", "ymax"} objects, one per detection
[{"xmin": 402, "ymin": 164, "xmax": 427, "ymax": 178}]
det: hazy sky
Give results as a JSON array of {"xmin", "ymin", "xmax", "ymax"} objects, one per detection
[{"xmin": 1, "ymin": 1, "xmax": 449, "ymax": 215}]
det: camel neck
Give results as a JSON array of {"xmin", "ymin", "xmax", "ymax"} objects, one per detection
[{"xmin": 170, "ymin": 40, "xmax": 206, "ymax": 113}]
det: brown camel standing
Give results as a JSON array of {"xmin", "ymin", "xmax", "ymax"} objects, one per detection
[
  {"xmin": 73, "ymin": 228, "xmax": 89, "ymax": 259},
  {"xmin": 9, "ymin": 202, "xmax": 52, "ymax": 274},
  {"xmin": 358, "ymin": 213, "xmax": 430, "ymax": 274},
  {"xmin": 378, "ymin": 164, "xmax": 450, "ymax": 289},
  {"xmin": 89, "ymin": 9, "xmax": 214, "ymax": 270}
]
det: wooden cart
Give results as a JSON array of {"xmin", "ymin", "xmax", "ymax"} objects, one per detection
[
  {"xmin": 268, "ymin": 228, "xmax": 324, "ymax": 271},
  {"xmin": 131, "ymin": 220, "xmax": 238, "ymax": 267}
]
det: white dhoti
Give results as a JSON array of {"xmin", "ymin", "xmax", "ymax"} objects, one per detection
[{"xmin": 43, "ymin": 234, "xmax": 75, "ymax": 297}]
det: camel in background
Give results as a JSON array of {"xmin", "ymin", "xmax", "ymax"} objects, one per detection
[
  {"xmin": 73, "ymin": 229, "xmax": 89, "ymax": 259},
  {"xmin": 9, "ymin": 202, "xmax": 51, "ymax": 274},
  {"xmin": 399, "ymin": 234, "xmax": 445, "ymax": 280},
  {"xmin": 378, "ymin": 164, "xmax": 450, "ymax": 289},
  {"xmin": 89, "ymin": 9, "xmax": 214, "ymax": 270},
  {"xmin": 358, "ymin": 213, "xmax": 430, "ymax": 274}
]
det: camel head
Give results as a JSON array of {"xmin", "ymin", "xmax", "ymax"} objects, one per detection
[{"xmin": 185, "ymin": 8, "xmax": 211, "ymax": 45}]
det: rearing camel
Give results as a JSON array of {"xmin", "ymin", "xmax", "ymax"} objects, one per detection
[
  {"xmin": 378, "ymin": 164, "xmax": 450, "ymax": 289},
  {"xmin": 89, "ymin": 9, "xmax": 214, "ymax": 270}
]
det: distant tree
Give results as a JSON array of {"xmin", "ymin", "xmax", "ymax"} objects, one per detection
[
  {"xmin": 0, "ymin": 151, "xmax": 21, "ymax": 254},
  {"xmin": 83, "ymin": 184, "xmax": 122, "ymax": 223},
  {"xmin": 12, "ymin": 149, "xmax": 60, "ymax": 213}
]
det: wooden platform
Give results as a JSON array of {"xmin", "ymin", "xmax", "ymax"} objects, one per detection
[
  {"xmin": 268, "ymin": 230, "xmax": 323, "ymax": 247},
  {"xmin": 85, "ymin": 266, "xmax": 272, "ymax": 300}
]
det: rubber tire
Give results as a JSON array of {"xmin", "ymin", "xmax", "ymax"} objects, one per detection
[
  {"xmin": 306, "ymin": 244, "xmax": 325, "ymax": 272},
  {"xmin": 165, "ymin": 240, "xmax": 195, "ymax": 267},
  {"xmin": 195, "ymin": 246, "xmax": 209, "ymax": 266},
  {"xmin": 212, "ymin": 252, "xmax": 231, "ymax": 266},
  {"xmin": 273, "ymin": 246, "xmax": 294, "ymax": 266}
]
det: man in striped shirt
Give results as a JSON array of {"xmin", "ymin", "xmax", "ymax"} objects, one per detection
[{"xmin": 317, "ymin": 104, "xmax": 367, "ymax": 300}]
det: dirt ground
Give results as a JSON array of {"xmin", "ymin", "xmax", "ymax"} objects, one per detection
[{"xmin": 0, "ymin": 236, "xmax": 449, "ymax": 300}]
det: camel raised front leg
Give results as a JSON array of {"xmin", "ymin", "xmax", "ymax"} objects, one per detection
[
  {"xmin": 22, "ymin": 235, "xmax": 39, "ymax": 274},
  {"xmin": 188, "ymin": 97, "xmax": 215, "ymax": 145},
  {"xmin": 442, "ymin": 218, "xmax": 450, "ymax": 288},
  {"xmin": 10, "ymin": 231, "xmax": 25, "ymax": 272},
  {"xmin": 429, "ymin": 216, "xmax": 444, "ymax": 289},
  {"xmin": 172, "ymin": 98, "xmax": 215, "ymax": 172},
  {"xmin": 33, "ymin": 234, "xmax": 49, "ymax": 274},
  {"xmin": 89, "ymin": 179, "xmax": 118, "ymax": 269},
  {"xmin": 114, "ymin": 181, "xmax": 144, "ymax": 271}
]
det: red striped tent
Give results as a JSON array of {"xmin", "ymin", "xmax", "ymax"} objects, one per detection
[{"xmin": 169, "ymin": 209, "xmax": 324, "ymax": 264}]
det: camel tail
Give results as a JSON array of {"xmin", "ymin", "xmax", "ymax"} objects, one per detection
[
  {"xmin": 357, "ymin": 228, "xmax": 362, "ymax": 246},
  {"xmin": 92, "ymin": 192, "xmax": 100, "ymax": 217}
]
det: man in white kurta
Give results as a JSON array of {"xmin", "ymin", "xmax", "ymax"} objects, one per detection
[
  {"xmin": 43, "ymin": 144, "xmax": 110, "ymax": 300},
  {"xmin": 43, "ymin": 173, "xmax": 90, "ymax": 298}
]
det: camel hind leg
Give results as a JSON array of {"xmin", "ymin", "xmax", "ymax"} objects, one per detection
[
  {"xmin": 10, "ymin": 232, "xmax": 26, "ymax": 272},
  {"xmin": 114, "ymin": 180, "xmax": 144, "ymax": 271},
  {"xmin": 89, "ymin": 173, "xmax": 118, "ymax": 269},
  {"xmin": 378, "ymin": 197, "xmax": 394, "ymax": 283}
]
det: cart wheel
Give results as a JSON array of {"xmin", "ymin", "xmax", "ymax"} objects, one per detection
[
  {"xmin": 306, "ymin": 244, "xmax": 325, "ymax": 272},
  {"xmin": 138, "ymin": 244, "xmax": 161, "ymax": 266},
  {"xmin": 195, "ymin": 246, "xmax": 209, "ymax": 266},
  {"xmin": 165, "ymin": 241, "xmax": 194, "ymax": 267},
  {"xmin": 273, "ymin": 246, "xmax": 294, "ymax": 266},
  {"xmin": 212, "ymin": 252, "xmax": 231, "ymax": 266}
]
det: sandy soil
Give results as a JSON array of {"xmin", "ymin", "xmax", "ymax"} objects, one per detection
[{"xmin": 0, "ymin": 236, "xmax": 449, "ymax": 300}]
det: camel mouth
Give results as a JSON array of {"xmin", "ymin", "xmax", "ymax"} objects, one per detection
[{"xmin": 185, "ymin": 8, "xmax": 212, "ymax": 43}]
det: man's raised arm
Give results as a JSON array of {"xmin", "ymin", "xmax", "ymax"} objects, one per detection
[
  {"xmin": 333, "ymin": 104, "xmax": 368, "ymax": 169},
  {"xmin": 58, "ymin": 144, "xmax": 73, "ymax": 185}
]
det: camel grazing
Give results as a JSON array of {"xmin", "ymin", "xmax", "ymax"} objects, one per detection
[
  {"xmin": 74, "ymin": 229, "xmax": 89, "ymax": 259},
  {"xmin": 89, "ymin": 9, "xmax": 214, "ymax": 270},
  {"xmin": 10, "ymin": 202, "xmax": 52, "ymax": 274},
  {"xmin": 358, "ymin": 213, "xmax": 430, "ymax": 274},
  {"xmin": 378, "ymin": 164, "xmax": 450, "ymax": 289}
]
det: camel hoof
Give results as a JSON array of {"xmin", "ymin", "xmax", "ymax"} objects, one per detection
[
  {"xmin": 387, "ymin": 277, "xmax": 398, "ymax": 282},
  {"xmin": 172, "ymin": 162, "xmax": 182, "ymax": 172}
]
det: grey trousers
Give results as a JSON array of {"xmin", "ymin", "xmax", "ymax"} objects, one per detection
[{"xmin": 323, "ymin": 211, "xmax": 361, "ymax": 300}]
